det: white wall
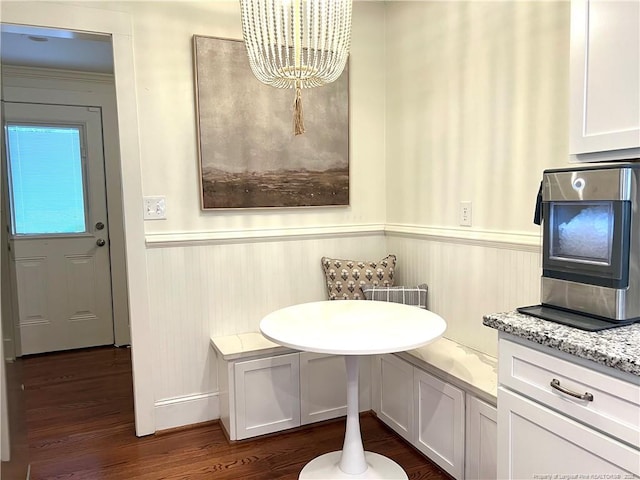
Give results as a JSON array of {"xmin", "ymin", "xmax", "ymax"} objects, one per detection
[
  {"xmin": 115, "ymin": 0, "xmax": 389, "ymax": 428},
  {"xmin": 384, "ymin": 1, "xmax": 571, "ymax": 356},
  {"xmin": 385, "ymin": 1, "xmax": 570, "ymax": 232},
  {"xmin": 120, "ymin": 0, "xmax": 387, "ymax": 236},
  {"xmin": 0, "ymin": 0, "xmax": 573, "ymax": 431}
]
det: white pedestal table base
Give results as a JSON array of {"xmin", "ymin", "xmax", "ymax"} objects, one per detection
[
  {"xmin": 299, "ymin": 451, "xmax": 408, "ymax": 479},
  {"xmin": 299, "ymin": 356, "xmax": 408, "ymax": 479}
]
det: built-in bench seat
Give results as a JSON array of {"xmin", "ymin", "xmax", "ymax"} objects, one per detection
[
  {"xmin": 397, "ymin": 337, "xmax": 497, "ymax": 406},
  {"xmin": 210, "ymin": 333, "xmax": 497, "ymax": 406},
  {"xmin": 210, "ymin": 332, "xmax": 295, "ymax": 362},
  {"xmin": 373, "ymin": 337, "xmax": 498, "ymax": 479},
  {"xmin": 211, "ymin": 331, "xmax": 498, "ymax": 479}
]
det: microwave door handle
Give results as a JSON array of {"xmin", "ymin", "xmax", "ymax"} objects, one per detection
[{"xmin": 533, "ymin": 181, "xmax": 543, "ymax": 225}]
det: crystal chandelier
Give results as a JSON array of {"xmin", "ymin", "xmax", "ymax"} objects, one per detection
[{"xmin": 240, "ymin": 0, "xmax": 352, "ymax": 135}]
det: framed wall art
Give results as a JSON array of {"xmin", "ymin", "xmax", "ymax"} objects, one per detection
[{"xmin": 193, "ymin": 35, "xmax": 350, "ymax": 209}]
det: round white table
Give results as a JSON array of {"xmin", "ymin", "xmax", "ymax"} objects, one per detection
[{"xmin": 260, "ymin": 300, "xmax": 447, "ymax": 479}]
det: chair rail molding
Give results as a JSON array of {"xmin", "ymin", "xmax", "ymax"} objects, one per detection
[
  {"xmin": 145, "ymin": 223, "xmax": 387, "ymax": 247},
  {"xmin": 144, "ymin": 223, "xmax": 540, "ymax": 251},
  {"xmin": 384, "ymin": 224, "xmax": 541, "ymax": 252}
]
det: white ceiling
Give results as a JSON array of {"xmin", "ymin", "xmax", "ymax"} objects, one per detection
[{"xmin": 0, "ymin": 24, "xmax": 114, "ymax": 74}]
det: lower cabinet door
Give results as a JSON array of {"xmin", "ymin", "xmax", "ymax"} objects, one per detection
[
  {"xmin": 414, "ymin": 368, "xmax": 465, "ymax": 479},
  {"xmin": 375, "ymin": 354, "xmax": 414, "ymax": 442},
  {"xmin": 465, "ymin": 395, "xmax": 497, "ymax": 480},
  {"xmin": 300, "ymin": 352, "xmax": 347, "ymax": 425},
  {"xmin": 234, "ymin": 353, "xmax": 300, "ymax": 440},
  {"xmin": 498, "ymin": 387, "xmax": 640, "ymax": 479}
]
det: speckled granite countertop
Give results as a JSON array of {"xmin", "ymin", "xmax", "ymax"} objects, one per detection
[{"xmin": 483, "ymin": 311, "xmax": 640, "ymax": 377}]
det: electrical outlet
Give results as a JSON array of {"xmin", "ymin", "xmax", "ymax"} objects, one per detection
[
  {"xmin": 459, "ymin": 201, "xmax": 472, "ymax": 227},
  {"xmin": 143, "ymin": 196, "xmax": 167, "ymax": 220}
]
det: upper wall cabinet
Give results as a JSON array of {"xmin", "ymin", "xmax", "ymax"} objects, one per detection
[{"xmin": 570, "ymin": 0, "xmax": 640, "ymax": 162}]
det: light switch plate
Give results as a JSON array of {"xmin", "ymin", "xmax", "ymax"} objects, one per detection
[{"xmin": 143, "ymin": 196, "xmax": 166, "ymax": 220}]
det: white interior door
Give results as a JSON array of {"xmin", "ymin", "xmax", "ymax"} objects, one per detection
[{"xmin": 3, "ymin": 102, "xmax": 114, "ymax": 355}]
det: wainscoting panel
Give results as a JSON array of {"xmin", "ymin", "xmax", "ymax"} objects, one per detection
[
  {"xmin": 145, "ymin": 233, "xmax": 386, "ymax": 406},
  {"xmin": 146, "ymin": 229, "xmax": 538, "ymax": 429},
  {"xmin": 386, "ymin": 233, "xmax": 541, "ymax": 358}
]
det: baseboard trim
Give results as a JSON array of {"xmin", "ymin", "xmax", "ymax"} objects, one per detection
[{"xmin": 155, "ymin": 392, "xmax": 220, "ymax": 432}]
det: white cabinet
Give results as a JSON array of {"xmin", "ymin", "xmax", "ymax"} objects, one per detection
[
  {"xmin": 214, "ymin": 338, "xmax": 362, "ymax": 441},
  {"xmin": 570, "ymin": 0, "xmax": 640, "ymax": 161},
  {"xmin": 499, "ymin": 337, "xmax": 640, "ymax": 447},
  {"xmin": 373, "ymin": 353, "xmax": 414, "ymax": 442},
  {"xmin": 498, "ymin": 387, "xmax": 639, "ymax": 478},
  {"xmin": 234, "ymin": 353, "xmax": 300, "ymax": 440},
  {"xmin": 372, "ymin": 353, "xmax": 497, "ymax": 480},
  {"xmin": 497, "ymin": 336, "xmax": 640, "ymax": 478},
  {"xmin": 414, "ymin": 368, "xmax": 465, "ymax": 480},
  {"xmin": 299, "ymin": 352, "xmax": 347, "ymax": 425},
  {"xmin": 465, "ymin": 396, "xmax": 497, "ymax": 480}
]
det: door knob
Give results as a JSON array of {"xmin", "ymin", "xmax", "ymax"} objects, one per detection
[{"xmin": 96, "ymin": 238, "xmax": 106, "ymax": 247}]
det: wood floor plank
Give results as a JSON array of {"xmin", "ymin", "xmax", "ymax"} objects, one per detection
[{"xmin": 22, "ymin": 346, "xmax": 452, "ymax": 480}]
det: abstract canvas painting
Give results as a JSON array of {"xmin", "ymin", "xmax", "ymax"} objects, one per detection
[{"xmin": 193, "ymin": 35, "xmax": 349, "ymax": 209}]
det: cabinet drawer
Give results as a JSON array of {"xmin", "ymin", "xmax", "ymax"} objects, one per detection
[
  {"xmin": 499, "ymin": 339, "xmax": 640, "ymax": 448},
  {"xmin": 498, "ymin": 387, "xmax": 640, "ymax": 479}
]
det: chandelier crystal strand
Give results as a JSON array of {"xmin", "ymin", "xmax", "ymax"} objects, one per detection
[{"xmin": 240, "ymin": 0, "xmax": 352, "ymax": 135}]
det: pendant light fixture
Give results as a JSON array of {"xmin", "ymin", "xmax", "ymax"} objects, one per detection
[{"xmin": 239, "ymin": 0, "xmax": 352, "ymax": 135}]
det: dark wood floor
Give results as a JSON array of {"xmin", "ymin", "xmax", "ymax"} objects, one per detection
[{"xmin": 22, "ymin": 346, "xmax": 452, "ymax": 480}]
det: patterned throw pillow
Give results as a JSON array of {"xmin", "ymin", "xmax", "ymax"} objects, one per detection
[
  {"xmin": 321, "ymin": 255, "xmax": 397, "ymax": 300},
  {"xmin": 362, "ymin": 284, "xmax": 428, "ymax": 309}
]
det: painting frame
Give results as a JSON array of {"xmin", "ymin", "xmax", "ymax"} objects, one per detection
[{"xmin": 193, "ymin": 35, "xmax": 350, "ymax": 210}]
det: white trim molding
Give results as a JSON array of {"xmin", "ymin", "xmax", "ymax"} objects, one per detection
[
  {"xmin": 144, "ymin": 222, "xmax": 541, "ymax": 250},
  {"xmin": 384, "ymin": 224, "xmax": 541, "ymax": 252},
  {"xmin": 145, "ymin": 223, "xmax": 387, "ymax": 247},
  {"xmin": 154, "ymin": 392, "xmax": 220, "ymax": 432}
]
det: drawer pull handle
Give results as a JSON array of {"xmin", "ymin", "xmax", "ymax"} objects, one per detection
[{"xmin": 550, "ymin": 378, "xmax": 593, "ymax": 402}]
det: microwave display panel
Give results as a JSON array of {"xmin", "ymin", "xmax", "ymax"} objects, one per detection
[{"xmin": 549, "ymin": 202, "xmax": 614, "ymax": 265}]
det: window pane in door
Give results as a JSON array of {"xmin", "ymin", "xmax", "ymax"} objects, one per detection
[{"xmin": 6, "ymin": 124, "xmax": 87, "ymax": 235}]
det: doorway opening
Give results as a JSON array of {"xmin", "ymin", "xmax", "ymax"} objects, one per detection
[
  {"xmin": 0, "ymin": 2, "xmax": 154, "ymax": 440},
  {"xmin": 1, "ymin": 24, "xmax": 131, "ymax": 357},
  {"xmin": 0, "ymin": 24, "xmax": 137, "ymax": 469}
]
